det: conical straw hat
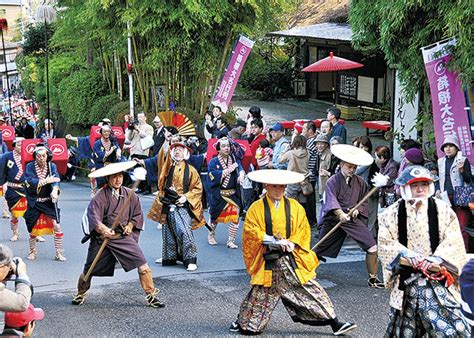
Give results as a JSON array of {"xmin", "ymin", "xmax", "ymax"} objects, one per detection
[
  {"xmin": 330, "ymin": 144, "xmax": 374, "ymax": 166},
  {"xmin": 247, "ymin": 169, "xmax": 305, "ymax": 185},
  {"xmin": 88, "ymin": 161, "xmax": 137, "ymax": 178}
]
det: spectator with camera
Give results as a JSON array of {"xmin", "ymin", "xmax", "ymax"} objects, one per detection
[
  {"xmin": 125, "ymin": 112, "xmax": 154, "ymax": 194},
  {"xmin": 0, "ymin": 245, "xmax": 33, "ymax": 312}
]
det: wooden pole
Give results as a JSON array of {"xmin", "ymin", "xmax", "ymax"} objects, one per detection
[{"xmin": 311, "ymin": 186, "xmax": 379, "ymax": 251}]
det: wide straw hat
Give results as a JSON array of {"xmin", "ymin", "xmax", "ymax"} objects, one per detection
[
  {"xmin": 330, "ymin": 144, "xmax": 374, "ymax": 166},
  {"xmin": 88, "ymin": 161, "xmax": 136, "ymax": 178},
  {"xmin": 248, "ymin": 169, "xmax": 305, "ymax": 185}
]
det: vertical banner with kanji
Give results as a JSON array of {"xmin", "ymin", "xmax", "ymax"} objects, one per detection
[
  {"xmin": 421, "ymin": 39, "xmax": 473, "ymax": 160},
  {"xmin": 212, "ymin": 35, "xmax": 255, "ymax": 113}
]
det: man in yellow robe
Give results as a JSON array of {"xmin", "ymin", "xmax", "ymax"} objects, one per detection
[
  {"xmin": 230, "ymin": 169, "xmax": 357, "ymax": 336},
  {"xmin": 148, "ymin": 142, "xmax": 205, "ymax": 272}
]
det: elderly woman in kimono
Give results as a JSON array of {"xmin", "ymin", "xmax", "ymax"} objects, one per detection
[
  {"xmin": 207, "ymin": 137, "xmax": 244, "ymax": 249},
  {"xmin": 230, "ymin": 169, "xmax": 356, "ymax": 336},
  {"xmin": 378, "ymin": 165, "xmax": 469, "ymax": 336},
  {"xmin": 148, "ymin": 142, "xmax": 205, "ymax": 271},
  {"xmin": 72, "ymin": 161, "xmax": 164, "ymax": 308},
  {"xmin": 24, "ymin": 143, "xmax": 65, "ymax": 262}
]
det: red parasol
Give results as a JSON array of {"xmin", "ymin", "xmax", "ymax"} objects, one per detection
[
  {"xmin": 302, "ymin": 52, "xmax": 363, "ymax": 104},
  {"xmin": 302, "ymin": 52, "xmax": 363, "ymax": 72}
]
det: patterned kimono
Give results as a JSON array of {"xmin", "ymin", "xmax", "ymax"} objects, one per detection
[
  {"xmin": 237, "ymin": 196, "xmax": 336, "ymax": 334},
  {"xmin": 207, "ymin": 155, "xmax": 243, "ymax": 224},
  {"xmin": 24, "ymin": 161, "xmax": 60, "ymax": 236},
  {"xmin": 0, "ymin": 151, "xmax": 28, "ymax": 217},
  {"xmin": 148, "ymin": 159, "xmax": 204, "ymax": 268},
  {"xmin": 378, "ymin": 198, "xmax": 470, "ymax": 336},
  {"xmin": 92, "ymin": 137, "xmax": 121, "ymax": 187}
]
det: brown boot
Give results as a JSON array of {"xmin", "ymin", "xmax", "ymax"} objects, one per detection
[
  {"xmin": 139, "ymin": 269, "xmax": 165, "ymax": 308},
  {"xmin": 72, "ymin": 273, "xmax": 92, "ymax": 305},
  {"xmin": 27, "ymin": 236, "xmax": 37, "ymax": 260}
]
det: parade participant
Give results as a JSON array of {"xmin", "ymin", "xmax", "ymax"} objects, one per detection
[
  {"xmin": 0, "ymin": 245, "xmax": 33, "ymax": 312},
  {"xmin": 230, "ymin": 169, "xmax": 357, "ymax": 336},
  {"xmin": 2, "ymin": 303, "xmax": 44, "ymax": 337},
  {"xmin": 207, "ymin": 137, "xmax": 244, "ymax": 249},
  {"xmin": 92, "ymin": 124, "xmax": 122, "ymax": 188},
  {"xmin": 0, "ymin": 138, "xmax": 44, "ymax": 242},
  {"xmin": 72, "ymin": 161, "xmax": 164, "ymax": 307},
  {"xmin": 148, "ymin": 143, "xmax": 204, "ymax": 271},
  {"xmin": 23, "ymin": 143, "xmax": 65, "ymax": 261},
  {"xmin": 460, "ymin": 259, "xmax": 474, "ymax": 331},
  {"xmin": 316, "ymin": 144, "xmax": 384, "ymax": 288},
  {"xmin": 0, "ymin": 132, "xmax": 10, "ymax": 219},
  {"xmin": 378, "ymin": 165, "xmax": 469, "ymax": 336},
  {"xmin": 326, "ymin": 108, "xmax": 346, "ymax": 143}
]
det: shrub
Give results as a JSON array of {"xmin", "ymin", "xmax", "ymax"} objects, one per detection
[{"xmin": 57, "ymin": 68, "xmax": 107, "ymax": 125}]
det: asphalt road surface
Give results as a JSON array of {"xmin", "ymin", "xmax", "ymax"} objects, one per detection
[{"xmin": 0, "ymin": 181, "xmax": 391, "ymax": 336}]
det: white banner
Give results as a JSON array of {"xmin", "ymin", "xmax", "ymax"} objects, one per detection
[{"xmin": 392, "ymin": 70, "xmax": 419, "ymax": 162}]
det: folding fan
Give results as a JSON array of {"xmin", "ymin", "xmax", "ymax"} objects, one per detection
[{"xmin": 158, "ymin": 111, "xmax": 196, "ymax": 136}]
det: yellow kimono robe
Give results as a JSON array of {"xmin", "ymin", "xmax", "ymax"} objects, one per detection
[
  {"xmin": 243, "ymin": 196, "xmax": 319, "ymax": 287},
  {"xmin": 148, "ymin": 159, "xmax": 205, "ymax": 230}
]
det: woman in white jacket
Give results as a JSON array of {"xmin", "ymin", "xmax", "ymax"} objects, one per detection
[{"xmin": 436, "ymin": 134, "xmax": 472, "ymax": 252}]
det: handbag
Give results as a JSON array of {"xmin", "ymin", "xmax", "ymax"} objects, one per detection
[
  {"xmin": 140, "ymin": 135, "xmax": 155, "ymax": 150},
  {"xmin": 300, "ymin": 179, "xmax": 314, "ymax": 196},
  {"xmin": 454, "ymin": 183, "xmax": 473, "ymax": 207}
]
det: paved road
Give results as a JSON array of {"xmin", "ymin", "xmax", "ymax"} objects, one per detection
[{"xmin": 0, "ymin": 181, "xmax": 389, "ymax": 336}]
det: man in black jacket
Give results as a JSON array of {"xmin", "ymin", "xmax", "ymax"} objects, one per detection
[{"xmin": 152, "ymin": 116, "xmax": 166, "ymax": 156}]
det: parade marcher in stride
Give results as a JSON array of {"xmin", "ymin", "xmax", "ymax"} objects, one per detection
[
  {"xmin": 207, "ymin": 137, "xmax": 244, "ymax": 249},
  {"xmin": 316, "ymin": 144, "xmax": 384, "ymax": 288},
  {"xmin": 0, "ymin": 138, "xmax": 42, "ymax": 242},
  {"xmin": 230, "ymin": 169, "xmax": 357, "ymax": 336},
  {"xmin": 24, "ymin": 143, "xmax": 65, "ymax": 261},
  {"xmin": 148, "ymin": 142, "xmax": 204, "ymax": 271},
  {"xmin": 378, "ymin": 165, "xmax": 470, "ymax": 336},
  {"xmin": 72, "ymin": 161, "xmax": 164, "ymax": 307}
]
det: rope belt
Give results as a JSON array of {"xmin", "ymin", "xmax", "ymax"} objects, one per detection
[
  {"xmin": 37, "ymin": 197, "xmax": 52, "ymax": 202},
  {"xmin": 7, "ymin": 182, "xmax": 23, "ymax": 189}
]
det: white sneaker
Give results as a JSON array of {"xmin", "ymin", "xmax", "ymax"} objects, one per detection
[
  {"xmin": 208, "ymin": 232, "xmax": 217, "ymax": 245},
  {"xmin": 10, "ymin": 233, "xmax": 19, "ymax": 242},
  {"xmin": 155, "ymin": 257, "xmax": 163, "ymax": 264},
  {"xmin": 187, "ymin": 263, "xmax": 197, "ymax": 271},
  {"xmin": 227, "ymin": 240, "xmax": 238, "ymax": 249}
]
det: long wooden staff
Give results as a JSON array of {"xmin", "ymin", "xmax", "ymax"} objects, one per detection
[
  {"xmin": 311, "ymin": 185, "xmax": 379, "ymax": 251},
  {"xmin": 83, "ymin": 173, "xmax": 144, "ymax": 282}
]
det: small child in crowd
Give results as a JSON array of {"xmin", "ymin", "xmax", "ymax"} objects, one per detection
[{"xmin": 255, "ymin": 139, "xmax": 273, "ymax": 169}]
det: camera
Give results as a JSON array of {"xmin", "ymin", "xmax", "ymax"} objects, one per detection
[
  {"xmin": 128, "ymin": 119, "xmax": 139, "ymax": 130},
  {"xmin": 5, "ymin": 257, "xmax": 20, "ymax": 281}
]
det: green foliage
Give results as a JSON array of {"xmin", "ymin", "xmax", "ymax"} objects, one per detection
[
  {"xmin": 350, "ymin": 0, "xmax": 473, "ymax": 102},
  {"xmin": 239, "ymin": 39, "xmax": 298, "ymax": 100},
  {"xmin": 89, "ymin": 94, "xmax": 122, "ymax": 123},
  {"xmin": 109, "ymin": 101, "xmax": 130, "ymax": 125},
  {"xmin": 21, "ymin": 23, "xmax": 55, "ymax": 56},
  {"xmin": 57, "ymin": 69, "xmax": 107, "ymax": 125}
]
